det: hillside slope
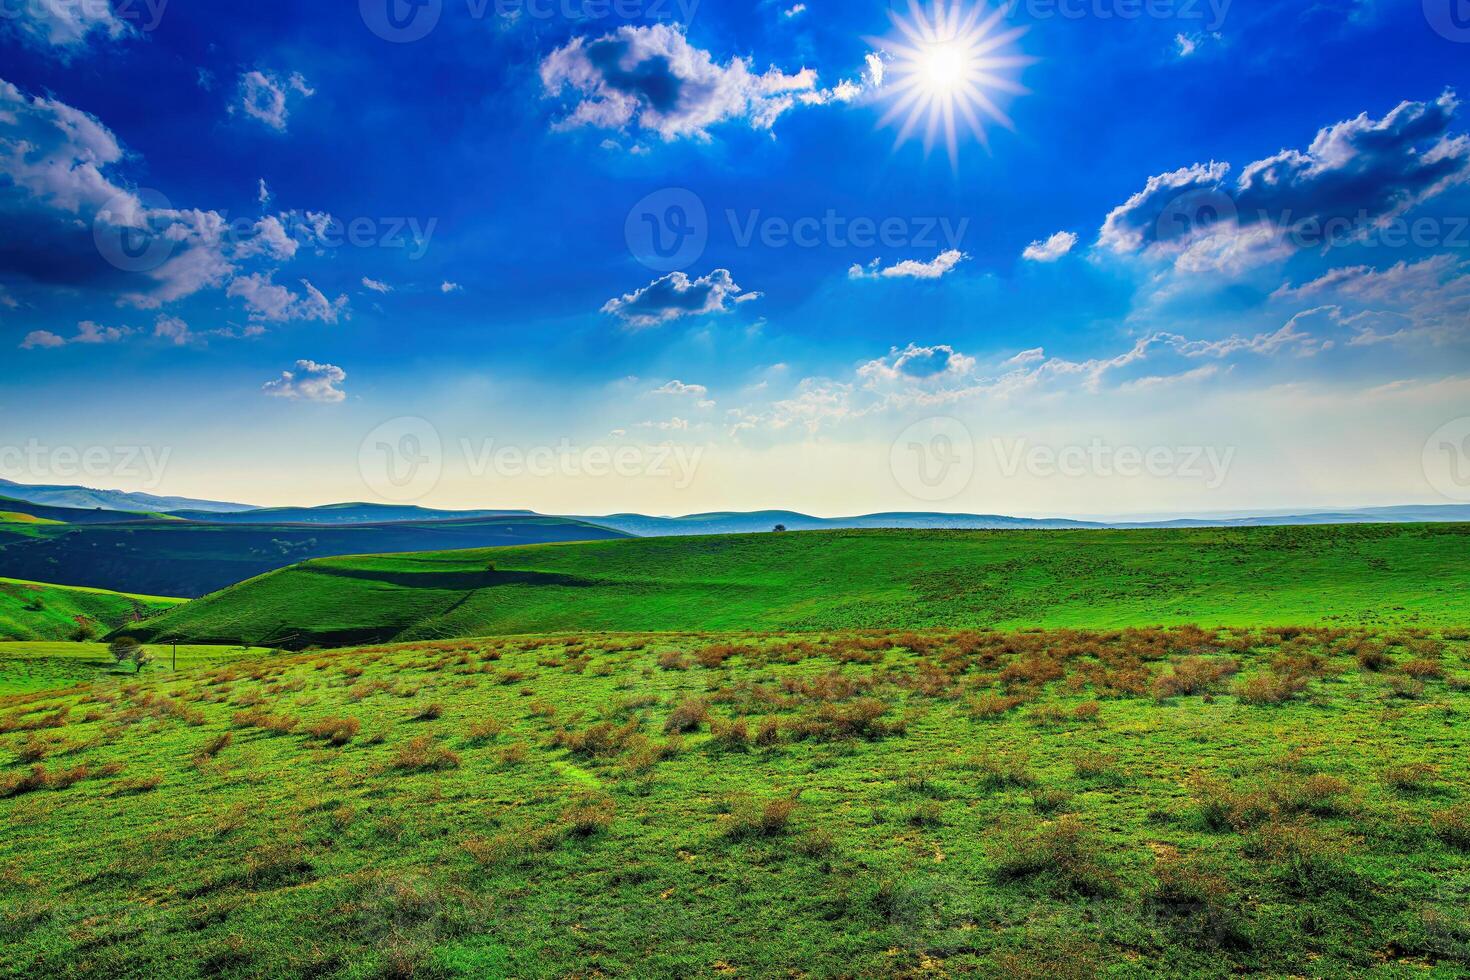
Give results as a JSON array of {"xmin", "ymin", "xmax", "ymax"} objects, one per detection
[
  {"xmin": 0, "ymin": 578, "xmax": 183, "ymax": 642},
  {"xmin": 0, "ymin": 515, "xmax": 629, "ymax": 598},
  {"xmin": 130, "ymin": 524, "xmax": 1470, "ymax": 647}
]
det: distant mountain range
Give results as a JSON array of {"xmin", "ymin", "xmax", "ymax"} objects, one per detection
[
  {"xmin": 1, "ymin": 479, "xmax": 1467, "ymax": 534},
  {"xmin": 0, "ymin": 478, "xmax": 255, "ymax": 514}
]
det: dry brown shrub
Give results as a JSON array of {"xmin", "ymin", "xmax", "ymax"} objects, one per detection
[{"xmin": 389, "ymin": 736, "xmax": 460, "ymax": 772}]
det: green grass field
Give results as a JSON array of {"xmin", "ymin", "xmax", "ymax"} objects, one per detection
[
  {"xmin": 132, "ymin": 524, "xmax": 1470, "ymax": 648},
  {"xmin": 0, "ymin": 642, "xmax": 277, "ymax": 696},
  {"xmin": 0, "ymin": 578, "xmax": 183, "ymax": 643},
  {"xmin": 2, "ymin": 625, "xmax": 1468, "ymax": 977}
]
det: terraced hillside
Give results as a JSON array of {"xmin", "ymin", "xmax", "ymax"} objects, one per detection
[{"xmin": 130, "ymin": 523, "xmax": 1470, "ymax": 648}]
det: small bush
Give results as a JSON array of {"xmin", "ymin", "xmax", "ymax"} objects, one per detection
[
  {"xmin": 1430, "ymin": 806, "xmax": 1470, "ymax": 849},
  {"xmin": 1384, "ymin": 763, "xmax": 1439, "ymax": 793},
  {"xmin": 1153, "ymin": 657, "xmax": 1240, "ymax": 699},
  {"xmin": 753, "ymin": 717, "xmax": 781, "ymax": 747},
  {"xmin": 1031, "ymin": 789, "xmax": 1074, "ymax": 815},
  {"xmin": 232, "ymin": 709, "xmax": 299, "ymax": 735},
  {"xmin": 988, "ymin": 816, "xmax": 1116, "ymax": 896},
  {"xmin": 409, "ymin": 703, "xmax": 443, "ymax": 722},
  {"xmin": 663, "ymin": 697, "xmax": 709, "ymax": 734},
  {"xmin": 562, "ymin": 795, "xmax": 616, "ymax": 836},
  {"xmin": 1234, "ymin": 673, "xmax": 1310, "ymax": 706},
  {"xmin": 721, "ymin": 793, "xmax": 800, "ymax": 839},
  {"xmin": 709, "ymin": 718, "xmax": 750, "ymax": 751},
  {"xmin": 198, "ymin": 732, "xmax": 233, "ymax": 759},
  {"xmin": 389, "ymin": 736, "xmax": 460, "ymax": 772},
  {"xmin": 304, "ymin": 717, "xmax": 361, "ymax": 746},
  {"xmin": 972, "ymin": 752, "xmax": 1036, "ymax": 791},
  {"xmin": 14, "ymin": 736, "xmax": 49, "ymax": 764},
  {"xmin": 1150, "ymin": 851, "xmax": 1247, "ymax": 947},
  {"xmin": 466, "ymin": 718, "xmax": 503, "ymax": 744},
  {"xmin": 115, "ymin": 775, "xmax": 163, "ymax": 795},
  {"xmin": 1244, "ymin": 820, "xmax": 1348, "ymax": 893},
  {"xmin": 656, "ymin": 651, "xmax": 690, "ymax": 671},
  {"xmin": 1355, "ymin": 644, "xmax": 1394, "ymax": 672},
  {"xmin": 969, "ymin": 693, "xmax": 1023, "ymax": 719},
  {"xmin": 1401, "ymin": 658, "xmax": 1445, "ymax": 680}
]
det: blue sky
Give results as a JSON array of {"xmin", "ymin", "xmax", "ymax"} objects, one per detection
[{"xmin": 1, "ymin": 0, "xmax": 1468, "ymax": 516}]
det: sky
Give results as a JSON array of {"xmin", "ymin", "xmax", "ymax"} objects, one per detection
[{"xmin": 1, "ymin": 0, "xmax": 1468, "ymax": 517}]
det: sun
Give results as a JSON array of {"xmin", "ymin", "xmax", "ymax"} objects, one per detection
[{"xmin": 870, "ymin": 0, "xmax": 1034, "ymax": 166}]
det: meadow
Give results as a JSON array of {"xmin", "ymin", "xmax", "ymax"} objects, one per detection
[
  {"xmin": 1, "ymin": 624, "xmax": 1468, "ymax": 978},
  {"xmin": 132, "ymin": 524, "xmax": 1470, "ymax": 648},
  {"xmin": 0, "ymin": 642, "xmax": 275, "ymax": 697}
]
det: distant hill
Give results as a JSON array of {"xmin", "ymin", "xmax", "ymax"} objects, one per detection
[
  {"xmin": 0, "ymin": 512, "xmax": 629, "ymax": 598},
  {"xmin": 0, "ymin": 577, "xmax": 182, "ymax": 642},
  {"xmin": 0, "ymin": 479, "xmax": 254, "ymax": 514},
  {"xmin": 0, "ymin": 495, "xmax": 175, "ymax": 526},
  {"xmin": 578, "ymin": 510, "xmax": 1101, "ymax": 536},
  {"xmin": 167, "ymin": 502, "xmax": 539, "ymax": 525},
  {"xmin": 127, "ymin": 523, "xmax": 1470, "ymax": 648}
]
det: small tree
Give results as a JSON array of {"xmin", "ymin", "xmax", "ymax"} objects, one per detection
[
  {"xmin": 133, "ymin": 650, "xmax": 156, "ymax": 673},
  {"xmin": 773, "ymin": 524, "xmax": 788, "ymax": 533},
  {"xmin": 109, "ymin": 636, "xmax": 145, "ymax": 672}
]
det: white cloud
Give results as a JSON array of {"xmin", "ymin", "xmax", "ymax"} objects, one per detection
[
  {"xmin": 362, "ymin": 277, "xmax": 393, "ymax": 294},
  {"xmin": 858, "ymin": 344, "xmax": 977, "ymax": 386},
  {"xmin": 783, "ymin": 4, "xmax": 807, "ymax": 18},
  {"xmin": 1174, "ymin": 32, "xmax": 1220, "ymax": 57},
  {"xmin": 1022, "ymin": 231, "xmax": 1078, "ymax": 262},
  {"xmin": 3, "ymin": 0, "xmax": 131, "ymax": 53},
  {"xmin": 19, "ymin": 330, "xmax": 64, "ymax": 350},
  {"xmin": 441, "ymin": 281, "xmax": 463, "ymax": 293},
  {"xmin": 540, "ymin": 24, "xmax": 866, "ymax": 141},
  {"xmin": 233, "ymin": 71, "xmax": 314, "ymax": 132},
  {"xmin": 849, "ymin": 250, "xmax": 967, "ymax": 280},
  {"xmin": 19, "ymin": 320, "xmax": 132, "ymax": 349},
  {"xmin": 262, "ymin": 360, "xmax": 347, "ymax": 403},
  {"xmin": 227, "ymin": 273, "xmax": 348, "ymax": 324},
  {"xmin": 603, "ymin": 269, "xmax": 760, "ymax": 327},
  {"xmin": 258, "ymin": 179, "xmax": 272, "ymax": 205},
  {"xmin": 0, "ymin": 78, "xmax": 135, "ymax": 216},
  {"xmin": 653, "ymin": 379, "xmax": 716, "ymax": 408},
  {"xmin": 153, "ymin": 315, "xmax": 193, "ymax": 346}
]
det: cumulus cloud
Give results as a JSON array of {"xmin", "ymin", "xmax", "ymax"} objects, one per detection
[
  {"xmin": 233, "ymin": 71, "xmax": 315, "ymax": 132},
  {"xmin": 0, "ymin": 78, "xmax": 135, "ymax": 216},
  {"xmin": 849, "ymin": 250, "xmax": 967, "ymax": 280},
  {"xmin": 227, "ymin": 273, "xmax": 348, "ymax": 324},
  {"xmin": 858, "ymin": 344, "xmax": 977, "ymax": 386},
  {"xmin": 1272, "ymin": 255, "xmax": 1470, "ymax": 347},
  {"xmin": 153, "ymin": 315, "xmax": 193, "ymax": 346},
  {"xmin": 1099, "ymin": 91, "xmax": 1470, "ymax": 274},
  {"xmin": 19, "ymin": 320, "xmax": 132, "ymax": 349},
  {"xmin": 602, "ymin": 269, "xmax": 760, "ymax": 327},
  {"xmin": 653, "ymin": 379, "xmax": 715, "ymax": 408},
  {"xmin": 262, "ymin": 360, "xmax": 347, "ymax": 403},
  {"xmin": 1022, "ymin": 231, "xmax": 1078, "ymax": 262},
  {"xmin": 540, "ymin": 24, "xmax": 872, "ymax": 141}
]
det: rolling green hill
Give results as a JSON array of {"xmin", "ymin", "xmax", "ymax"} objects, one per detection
[
  {"xmin": 0, "ymin": 514, "xmax": 629, "ymax": 598},
  {"xmin": 0, "ymin": 578, "xmax": 183, "ymax": 642},
  {"xmin": 130, "ymin": 523, "xmax": 1470, "ymax": 647}
]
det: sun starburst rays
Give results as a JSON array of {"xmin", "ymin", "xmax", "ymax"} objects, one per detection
[{"xmin": 869, "ymin": 0, "xmax": 1034, "ymax": 167}]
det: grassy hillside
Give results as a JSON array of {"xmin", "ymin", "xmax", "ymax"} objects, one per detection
[
  {"xmin": 2, "ymin": 626, "xmax": 1467, "ymax": 977},
  {"xmin": 0, "ymin": 578, "xmax": 182, "ymax": 643},
  {"xmin": 0, "ymin": 514, "xmax": 629, "ymax": 598},
  {"xmin": 132, "ymin": 524, "xmax": 1470, "ymax": 647},
  {"xmin": 0, "ymin": 641, "xmax": 273, "ymax": 696}
]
